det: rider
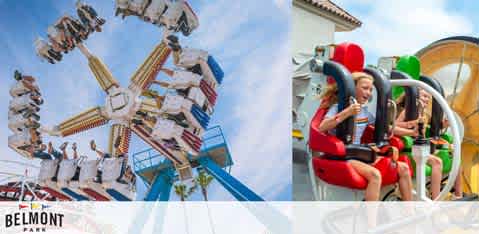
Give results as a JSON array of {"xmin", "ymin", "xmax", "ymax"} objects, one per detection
[
  {"xmin": 318, "ymin": 72, "xmax": 413, "ymax": 201},
  {"xmin": 396, "ymin": 89, "xmax": 476, "ymax": 200},
  {"xmin": 90, "ymin": 138, "xmax": 129, "ymax": 184}
]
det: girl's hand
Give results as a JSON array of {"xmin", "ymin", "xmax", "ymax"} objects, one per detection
[
  {"xmin": 410, "ymin": 128, "xmax": 419, "ymax": 137},
  {"xmin": 346, "ymin": 103, "xmax": 361, "ymax": 117},
  {"xmin": 407, "ymin": 119, "xmax": 419, "ymax": 129},
  {"xmin": 442, "ymin": 118, "xmax": 449, "ymax": 128}
]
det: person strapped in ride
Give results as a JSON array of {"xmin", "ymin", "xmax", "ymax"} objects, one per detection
[
  {"xmin": 90, "ymin": 137, "xmax": 129, "ymax": 184},
  {"xmin": 318, "ymin": 72, "xmax": 413, "ymax": 201},
  {"xmin": 321, "ymin": 73, "xmax": 376, "ymax": 145},
  {"xmin": 396, "ymin": 87, "xmax": 477, "ymax": 200}
]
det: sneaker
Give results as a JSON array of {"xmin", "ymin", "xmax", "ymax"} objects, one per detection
[
  {"xmin": 141, "ymin": 90, "xmax": 159, "ymax": 99},
  {"xmin": 14, "ymin": 70, "xmax": 22, "ymax": 81},
  {"xmin": 17, "ymin": 145, "xmax": 31, "ymax": 151},
  {"xmin": 114, "ymin": 137, "xmax": 122, "ymax": 149},
  {"xmin": 168, "ymin": 43, "xmax": 182, "ymax": 52},
  {"xmin": 136, "ymin": 111, "xmax": 148, "ymax": 117},
  {"xmin": 116, "ymin": 178, "xmax": 128, "ymax": 185},
  {"xmin": 453, "ymin": 192, "xmax": 479, "ymax": 201},
  {"xmin": 131, "ymin": 119, "xmax": 144, "ymax": 125},
  {"xmin": 166, "ymin": 35, "xmax": 179, "ymax": 44},
  {"xmin": 97, "ymin": 18, "xmax": 106, "ymax": 25},
  {"xmin": 90, "ymin": 140, "xmax": 96, "ymax": 151},
  {"xmin": 59, "ymin": 142, "xmax": 68, "ymax": 151},
  {"xmin": 25, "ymin": 121, "xmax": 41, "ymax": 129}
]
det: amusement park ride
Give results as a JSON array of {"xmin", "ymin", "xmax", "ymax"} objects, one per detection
[
  {"xmin": 3, "ymin": 0, "xmax": 264, "ymax": 202},
  {"xmin": 293, "ymin": 38, "xmax": 479, "ymax": 201}
]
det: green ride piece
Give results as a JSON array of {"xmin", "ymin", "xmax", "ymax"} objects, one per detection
[
  {"xmin": 441, "ymin": 133, "xmax": 453, "ymax": 144},
  {"xmin": 392, "ymin": 55, "xmax": 421, "ymax": 99},
  {"xmin": 401, "ymin": 136, "xmax": 414, "ymax": 150},
  {"xmin": 408, "ymin": 147, "xmax": 453, "ymax": 177},
  {"xmin": 435, "ymin": 149, "xmax": 452, "ymax": 173},
  {"xmin": 407, "ymin": 152, "xmax": 432, "ymax": 177}
]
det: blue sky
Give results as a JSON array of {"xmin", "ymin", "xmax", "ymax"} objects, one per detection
[
  {"xmin": 0, "ymin": 0, "xmax": 291, "ymax": 201},
  {"xmin": 334, "ymin": 0, "xmax": 479, "ymax": 66}
]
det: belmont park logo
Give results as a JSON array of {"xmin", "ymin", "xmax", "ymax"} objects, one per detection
[{"xmin": 5, "ymin": 203, "xmax": 64, "ymax": 232}]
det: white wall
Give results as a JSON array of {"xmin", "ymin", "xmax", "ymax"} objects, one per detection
[{"xmin": 292, "ymin": 6, "xmax": 335, "ymax": 56}]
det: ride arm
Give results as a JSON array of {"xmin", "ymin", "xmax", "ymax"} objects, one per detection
[
  {"xmin": 128, "ymin": 42, "xmax": 171, "ymax": 92},
  {"xmin": 43, "ymin": 106, "xmax": 109, "ymax": 137}
]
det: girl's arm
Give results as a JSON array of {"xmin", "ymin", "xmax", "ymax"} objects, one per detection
[
  {"xmin": 392, "ymin": 125, "xmax": 418, "ymax": 137},
  {"xmin": 318, "ymin": 103, "xmax": 360, "ymax": 133},
  {"xmin": 395, "ymin": 109, "xmax": 419, "ymax": 129}
]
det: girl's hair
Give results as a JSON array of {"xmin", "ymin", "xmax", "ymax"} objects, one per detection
[
  {"xmin": 319, "ymin": 72, "xmax": 374, "ymax": 109},
  {"xmin": 395, "ymin": 89, "xmax": 432, "ymax": 124}
]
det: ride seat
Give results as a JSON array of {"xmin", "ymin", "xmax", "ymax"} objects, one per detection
[
  {"xmin": 38, "ymin": 159, "xmax": 59, "ymax": 182},
  {"xmin": 361, "ymin": 125, "xmax": 413, "ymax": 176},
  {"xmin": 79, "ymin": 160, "xmax": 99, "ymax": 186},
  {"xmin": 101, "ymin": 158, "xmax": 123, "ymax": 183},
  {"xmin": 310, "ymin": 107, "xmax": 411, "ymax": 189},
  {"xmin": 57, "ymin": 159, "xmax": 78, "ymax": 186}
]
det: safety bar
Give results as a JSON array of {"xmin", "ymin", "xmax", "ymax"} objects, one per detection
[{"xmin": 390, "ymin": 79, "xmax": 461, "ymax": 201}]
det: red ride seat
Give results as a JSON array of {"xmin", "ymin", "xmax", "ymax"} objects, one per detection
[
  {"xmin": 361, "ymin": 125, "xmax": 413, "ymax": 177},
  {"xmin": 310, "ymin": 107, "xmax": 412, "ymax": 190}
]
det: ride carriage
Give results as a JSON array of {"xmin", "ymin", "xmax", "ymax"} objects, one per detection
[{"xmin": 307, "ymin": 43, "xmax": 463, "ymax": 201}]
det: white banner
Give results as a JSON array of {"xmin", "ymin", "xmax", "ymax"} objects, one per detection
[{"xmin": 0, "ymin": 202, "xmax": 478, "ymax": 234}]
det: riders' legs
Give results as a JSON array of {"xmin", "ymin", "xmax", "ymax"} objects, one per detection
[
  {"xmin": 397, "ymin": 161, "xmax": 413, "ymax": 201},
  {"xmin": 172, "ymin": 50, "xmax": 180, "ymax": 65},
  {"xmin": 48, "ymin": 142, "xmax": 53, "ymax": 154},
  {"xmin": 73, "ymin": 144, "xmax": 78, "ymax": 160},
  {"xmin": 62, "ymin": 147, "xmax": 68, "ymax": 160},
  {"xmin": 349, "ymin": 160, "xmax": 381, "ymax": 201},
  {"xmin": 454, "ymin": 166, "xmax": 463, "ymax": 197},
  {"xmin": 427, "ymin": 155, "xmax": 443, "ymax": 199}
]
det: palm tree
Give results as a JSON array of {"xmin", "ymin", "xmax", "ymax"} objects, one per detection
[
  {"xmin": 174, "ymin": 183, "xmax": 187, "ymax": 201},
  {"xmin": 173, "ymin": 182, "xmax": 197, "ymax": 234},
  {"xmin": 195, "ymin": 170, "xmax": 216, "ymax": 234},
  {"xmin": 173, "ymin": 183, "xmax": 197, "ymax": 201},
  {"xmin": 195, "ymin": 170, "xmax": 214, "ymax": 201}
]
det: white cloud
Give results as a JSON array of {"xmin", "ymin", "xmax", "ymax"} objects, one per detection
[
  {"xmin": 1, "ymin": 0, "xmax": 291, "ymax": 201},
  {"xmin": 334, "ymin": 0, "xmax": 474, "ymax": 63},
  {"xmin": 209, "ymin": 34, "xmax": 291, "ymax": 200}
]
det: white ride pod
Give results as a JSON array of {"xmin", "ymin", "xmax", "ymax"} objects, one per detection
[
  {"xmin": 34, "ymin": 37, "xmax": 62, "ymax": 64},
  {"xmin": 8, "ymin": 113, "xmax": 29, "ymax": 132},
  {"xmin": 47, "ymin": 26, "xmax": 63, "ymax": 45},
  {"xmin": 165, "ymin": 69, "xmax": 217, "ymax": 107},
  {"xmin": 176, "ymin": 48, "xmax": 222, "ymax": 87},
  {"xmin": 38, "ymin": 159, "xmax": 59, "ymax": 183},
  {"xmin": 160, "ymin": 93, "xmax": 210, "ymax": 130},
  {"xmin": 128, "ymin": 0, "xmax": 149, "ymax": 15},
  {"xmin": 151, "ymin": 118, "xmax": 202, "ymax": 155},
  {"xmin": 101, "ymin": 158, "xmax": 123, "ymax": 184},
  {"xmin": 8, "ymin": 131, "xmax": 32, "ymax": 149},
  {"xmin": 166, "ymin": 69, "xmax": 202, "ymax": 89},
  {"xmin": 177, "ymin": 47, "xmax": 208, "ymax": 67},
  {"xmin": 115, "ymin": 0, "xmax": 129, "ymax": 13},
  {"xmin": 143, "ymin": 0, "xmax": 167, "ymax": 23},
  {"xmin": 57, "ymin": 159, "xmax": 78, "ymax": 187},
  {"xmin": 79, "ymin": 160, "xmax": 100, "ymax": 187},
  {"xmin": 186, "ymin": 87, "xmax": 206, "ymax": 109},
  {"xmin": 9, "ymin": 94, "xmax": 39, "ymax": 113},
  {"xmin": 160, "ymin": 0, "xmax": 198, "ymax": 36},
  {"xmin": 10, "ymin": 81, "xmax": 38, "ymax": 97}
]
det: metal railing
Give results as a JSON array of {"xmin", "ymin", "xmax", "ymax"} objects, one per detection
[{"xmin": 132, "ymin": 125, "xmax": 229, "ymax": 173}]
